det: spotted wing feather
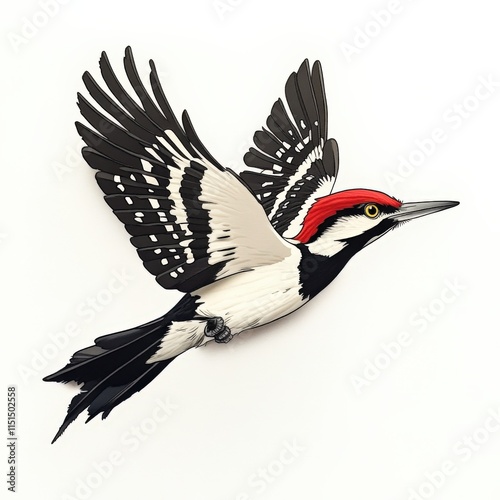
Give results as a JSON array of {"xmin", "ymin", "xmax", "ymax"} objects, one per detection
[
  {"xmin": 77, "ymin": 47, "xmax": 290, "ymax": 293},
  {"xmin": 241, "ymin": 60, "xmax": 339, "ymax": 239}
]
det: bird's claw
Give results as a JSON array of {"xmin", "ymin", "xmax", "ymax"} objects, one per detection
[{"xmin": 204, "ymin": 317, "xmax": 233, "ymax": 343}]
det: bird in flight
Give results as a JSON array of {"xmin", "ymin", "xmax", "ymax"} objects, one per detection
[{"xmin": 44, "ymin": 47, "xmax": 458, "ymax": 442}]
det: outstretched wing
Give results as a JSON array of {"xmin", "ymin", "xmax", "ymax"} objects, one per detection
[
  {"xmin": 76, "ymin": 47, "xmax": 290, "ymax": 293},
  {"xmin": 240, "ymin": 60, "xmax": 339, "ymax": 239}
]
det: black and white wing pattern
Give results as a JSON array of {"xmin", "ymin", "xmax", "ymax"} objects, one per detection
[
  {"xmin": 240, "ymin": 60, "xmax": 339, "ymax": 239},
  {"xmin": 76, "ymin": 47, "xmax": 290, "ymax": 293}
]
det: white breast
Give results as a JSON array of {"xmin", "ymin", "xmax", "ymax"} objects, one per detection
[
  {"xmin": 147, "ymin": 250, "xmax": 306, "ymax": 363},
  {"xmin": 195, "ymin": 249, "xmax": 306, "ymax": 333}
]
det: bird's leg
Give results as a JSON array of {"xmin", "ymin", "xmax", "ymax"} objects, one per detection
[{"xmin": 204, "ymin": 317, "xmax": 233, "ymax": 344}]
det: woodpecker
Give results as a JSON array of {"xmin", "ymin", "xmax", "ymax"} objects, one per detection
[{"xmin": 44, "ymin": 47, "xmax": 458, "ymax": 442}]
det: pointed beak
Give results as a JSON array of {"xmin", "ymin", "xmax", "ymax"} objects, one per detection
[{"xmin": 389, "ymin": 200, "xmax": 460, "ymax": 223}]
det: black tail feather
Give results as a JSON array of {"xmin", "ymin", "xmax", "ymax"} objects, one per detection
[
  {"xmin": 44, "ymin": 316, "xmax": 169, "ymax": 385},
  {"xmin": 44, "ymin": 315, "xmax": 174, "ymax": 444},
  {"xmin": 44, "ymin": 294, "xmax": 199, "ymax": 443},
  {"xmin": 88, "ymin": 362, "xmax": 168, "ymax": 420}
]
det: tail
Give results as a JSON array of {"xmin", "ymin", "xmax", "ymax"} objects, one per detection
[
  {"xmin": 43, "ymin": 315, "xmax": 173, "ymax": 443},
  {"xmin": 44, "ymin": 296, "xmax": 198, "ymax": 443}
]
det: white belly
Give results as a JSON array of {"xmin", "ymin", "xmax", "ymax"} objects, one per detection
[
  {"xmin": 147, "ymin": 251, "xmax": 306, "ymax": 363},
  {"xmin": 195, "ymin": 251, "xmax": 306, "ymax": 333}
]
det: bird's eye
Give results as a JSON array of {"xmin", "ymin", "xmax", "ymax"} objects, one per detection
[{"xmin": 364, "ymin": 204, "xmax": 380, "ymax": 218}]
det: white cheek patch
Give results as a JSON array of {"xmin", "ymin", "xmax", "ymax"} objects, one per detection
[
  {"xmin": 307, "ymin": 214, "xmax": 392, "ymax": 257},
  {"xmin": 325, "ymin": 214, "xmax": 382, "ymax": 239}
]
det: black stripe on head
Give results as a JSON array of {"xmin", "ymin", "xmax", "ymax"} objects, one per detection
[
  {"xmin": 352, "ymin": 216, "xmax": 397, "ymax": 247},
  {"xmin": 306, "ymin": 203, "xmax": 400, "ymax": 244}
]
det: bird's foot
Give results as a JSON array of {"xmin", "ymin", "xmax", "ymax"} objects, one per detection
[{"xmin": 204, "ymin": 317, "xmax": 233, "ymax": 343}]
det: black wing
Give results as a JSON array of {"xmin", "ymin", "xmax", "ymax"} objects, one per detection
[
  {"xmin": 76, "ymin": 47, "xmax": 290, "ymax": 293},
  {"xmin": 240, "ymin": 60, "xmax": 339, "ymax": 239}
]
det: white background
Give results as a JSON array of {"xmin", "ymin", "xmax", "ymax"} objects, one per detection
[{"xmin": 2, "ymin": 1, "xmax": 500, "ymax": 499}]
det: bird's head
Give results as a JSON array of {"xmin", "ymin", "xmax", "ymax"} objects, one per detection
[{"xmin": 292, "ymin": 189, "xmax": 459, "ymax": 257}]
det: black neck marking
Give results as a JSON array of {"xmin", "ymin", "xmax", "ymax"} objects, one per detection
[
  {"xmin": 298, "ymin": 217, "xmax": 396, "ymax": 299},
  {"xmin": 298, "ymin": 244, "xmax": 359, "ymax": 299}
]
